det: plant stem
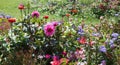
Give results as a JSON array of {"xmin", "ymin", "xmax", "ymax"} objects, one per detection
[
  {"xmin": 95, "ymin": 41, "xmax": 98, "ymax": 65},
  {"xmin": 87, "ymin": 38, "xmax": 91, "ymax": 65}
]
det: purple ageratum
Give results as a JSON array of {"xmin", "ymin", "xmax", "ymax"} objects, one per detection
[
  {"xmin": 100, "ymin": 60, "xmax": 106, "ymax": 65},
  {"xmin": 110, "ymin": 44, "xmax": 115, "ymax": 48},
  {"xmin": 109, "ymin": 40, "xmax": 114, "ymax": 45},
  {"xmin": 112, "ymin": 38, "xmax": 117, "ymax": 41},
  {"xmin": 111, "ymin": 33, "xmax": 119, "ymax": 38},
  {"xmin": 44, "ymin": 23, "xmax": 55, "ymax": 37},
  {"xmin": 78, "ymin": 26, "xmax": 84, "ymax": 35},
  {"xmin": 31, "ymin": 11, "xmax": 40, "ymax": 18},
  {"xmin": 5, "ymin": 15, "xmax": 11, "ymax": 19},
  {"xmin": 92, "ymin": 33, "xmax": 101, "ymax": 37},
  {"xmin": 99, "ymin": 46, "xmax": 107, "ymax": 53}
]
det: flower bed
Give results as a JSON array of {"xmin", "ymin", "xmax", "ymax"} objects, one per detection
[{"xmin": 0, "ymin": 0, "xmax": 120, "ymax": 65}]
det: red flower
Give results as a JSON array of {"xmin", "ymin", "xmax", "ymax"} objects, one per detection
[
  {"xmin": 51, "ymin": 60, "xmax": 60, "ymax": 65},
  {"xmin": 71, "ymin": 9, "xmax": 78, "ymax": 13},
  {"xmin": 18, "ymin": 4, "xmax": 24, "ymax": 10},
  {"xmin": 66, "ymin": 13, "xmax": 70, "ymax": 17},
  {"xmin": 99, "ymin": 3, "xmax": 106, "ymax": 10},
  {"xmin": 43, "ymin": 15, "xmax": 49, "ymax": 19},
  {"xmin": 51, "ymin": 56, "xmax": 60, "ymax": 65},
  {"xmin": 8, "ymin": 18, "xmax": 16, "ymax": 23},
  {"xmin": 103, "ymin": 0, "xmax": 109, "ymax": 3},
  {"xmin": 90, "ymin": 41, "xmax": 95, "ymax": 46},
  {"xmin": 79, "ymin": 37, "xmax": 86, "ymax": 44}
]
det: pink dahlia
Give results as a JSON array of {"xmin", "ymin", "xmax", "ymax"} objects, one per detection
[
  {"xmin": 51, "ymin": 21, "xmax": 58, "ymax": 27},
  {"xmin": 44, "ymin": 23, "xmax": 55, "ymax": 37},
  {"xmin": 31, "ymin": 11, "xmax": 40, "ymax": 18}
]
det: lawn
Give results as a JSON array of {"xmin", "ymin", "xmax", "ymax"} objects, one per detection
[
  {"xmin": 0, "ymin": 0, "xmax": 98, "ymax": 24},
  {"xmin": 0, "ymin": 0, "xmax": 30, "ymax": 18}
]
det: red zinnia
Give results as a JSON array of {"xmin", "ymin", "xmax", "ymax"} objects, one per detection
[
  {"xmin": 18, "ymin": 4, "xmax": 24, "ymax": 10},
  {"xmin": 43, "ymin": 15, "xmax": 49, "ymax": 19},
  {"xmin": 71, "ymin": 9, "xmax": 78, "ymax": 13},
  {"xmin": 79, "ymin": 37, "xmax": 86, "ymax": 44},
  {"xmin": 8, "ymin": 18, "xmax": 16, "ymax": 23},
  {"xmin": 99, "ymin": 3, "xmax": 106, "ymax": 10},
  {"xmin": 66, "ymin": 13, "xmax": 70, "ymax": 17}
]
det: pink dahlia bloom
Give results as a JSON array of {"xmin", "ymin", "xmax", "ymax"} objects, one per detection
[
  {"xmin": 44, "ymin": 23, "xmax": 55, "ymax": 37},
  {"xmin": 51, "ymin": 21, "xmax": 58, "ymax": 27},
  {"xmin": 31, "ymin": 11, "xmax": 40, "ymax": 18}
]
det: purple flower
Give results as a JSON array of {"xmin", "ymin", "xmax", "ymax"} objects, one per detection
[
  {"xmin": 109, "ymin": 40, "xmax": 114, "ymax": 45},
  {"xmin": 92, "ymin": 33, "xmax": 100, "ymax": 37},
  {"xmin": 0, "ymin": 16, "xmax": 3, "ymax": 18},
  {"xmin": 44, "ymin": 23, "xmax": 55, "ymax": 37},
  {"xmin": 99, "ymin": 46, "xmax": 106, "ymax": 53},
  {"xmin": 111, "ymin": 33, "xmax": 119, "ymax": 38},
  {"xmin": 112, "ymin": 38, "xmax": 117, "ymax": 41},
  {"xmin": 77, "ymin": 38, "xmax": 80, "ymax": 40},
  {"xmin": 101, "ymin": 60, "xmax": 106, "ymax": 65},
  {"xmin": 31, "ymin": 11, "xmax": 40, "ymax": 18},
  {"xmin": 110, "ymin": 44, "xmax": 115, "ymax": 48},
  {"xmin": 78, "ymin": 26, "xmax": 84, "ymax": 35},
  {"xmin": 5, "ymin": 15, "xmax": 11, "ymax": 19}
]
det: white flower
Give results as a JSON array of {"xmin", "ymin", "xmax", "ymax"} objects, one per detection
[{"xmin": 77, "ymin": 61, "xmax": 87, "ymax": 65}]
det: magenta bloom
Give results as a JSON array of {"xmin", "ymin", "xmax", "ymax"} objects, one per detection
[
  {"xmin": 53, "ymin": 56, "xmax": 59, "ymax": 61},
  {"xmin": 31, "ymin": 11, "xmax": 40, "ymax": 18},
  {"xmin": 45, "ymin": 54, "xmax": 51, "ymax": 59},
  {"xmin": 62, "ymin": 51, "xmax": 67, "ymax": 56},
  {"xmin": 44, "ymin": 23, "xmax": 55, "ymax": 37}
]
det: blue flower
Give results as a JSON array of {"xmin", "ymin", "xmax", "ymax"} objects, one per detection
[
  {"xmin": 99, "ymin": 46, "xmax": 106, "ymax": 53},
  {"xmin": 111, "ymin": 33, "xmax": 119, "ymax": 38}
]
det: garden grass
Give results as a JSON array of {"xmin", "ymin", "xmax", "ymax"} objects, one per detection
[
  {"xmin": 0, "ymin": 0, "xmax": 99, "ymax": 24},
  {"xmin": 0, "ymin": 0, "xmax": 30, "ymax": 18}
]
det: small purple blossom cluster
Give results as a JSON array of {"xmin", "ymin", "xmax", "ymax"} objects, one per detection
[
  {"xmin": 0, "ymin": 14, "xmax": 11, "ymax": 19},
  {"xmin": 109, "ymin": 33, "xmax": 119, "ymax": 48},
  {"xmin": 78, "ymin": 26, "xmax": 84, "ymax": 35},
  {"xmin": 99, "ymin": 45, "xmax": 107, "ymax": 53}
]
